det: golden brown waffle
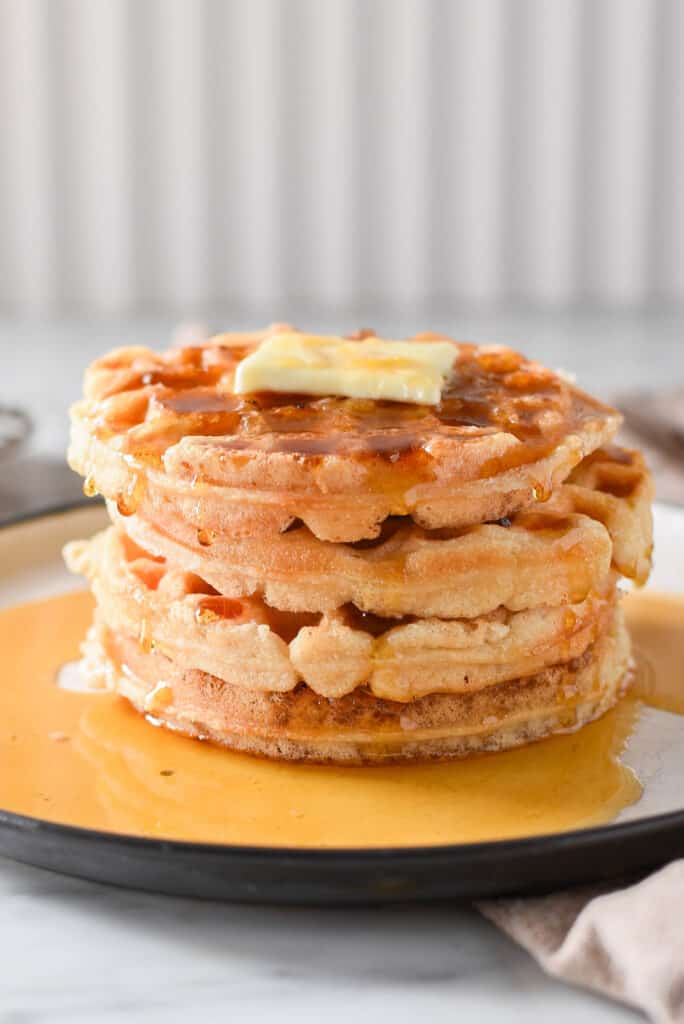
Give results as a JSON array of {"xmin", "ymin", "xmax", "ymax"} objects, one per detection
[
  {"xmin": 544, "ymin": 446, "xmax": 654, "ymax": 584},
  {"xmin": 80, "ymin": 607, "xmax": 630, "ymax": 764},
  {"xmin": 65, "ymin": 526, "xmax": 618, "ymax": 702},
  {"xmin": 65, "ymin": 328, "xmax": 651, "ymax": 765},
  {"xmin": 68, "ymin": 326, "xmax": 621, "ymax": 542},
  {"xmin": 111, "ymin": 445, "xmax": 651, "ymax": 618}
]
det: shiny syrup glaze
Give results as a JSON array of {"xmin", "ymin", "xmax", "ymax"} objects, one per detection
[
  {"xmin": 156, "ymin": 358, "xmax": 560, "ymax": 457},
  {"xmin": 89, "ymin": 337, "xmax": 612, "ymax": 478},
  {"xmin": 0, "ymin": 588, "xmax": 681, "ymax": 847}
]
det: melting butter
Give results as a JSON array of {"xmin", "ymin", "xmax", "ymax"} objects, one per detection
[{"xmin": 233, "ymin": 333, "xmax": 456, "ymax": 405}]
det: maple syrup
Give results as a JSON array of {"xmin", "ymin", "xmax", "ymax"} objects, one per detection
[
  {"xmin": 93, "ymin": 337, "xmax": 607, "ymax": 480},
  {"xmin": 0, "ymin": 588, "xmax": 681, "ymax": 847}
]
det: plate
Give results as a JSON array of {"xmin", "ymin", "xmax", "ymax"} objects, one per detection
[{"xmin": 1, "ymin": 502, "xmax": 684, "ymax": 905}]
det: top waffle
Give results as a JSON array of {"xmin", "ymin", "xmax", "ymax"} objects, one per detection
[{"xmin": 69, "ymin": 326, "xmax": 622, "ymax": 542}]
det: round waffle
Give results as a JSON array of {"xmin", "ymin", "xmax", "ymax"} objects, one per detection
[
  {"xmin": 66, "ymin": 526, "xmax": 617, "ymax": 702},
  {"xmin": 111, "ymin": 446, "xmax": 650, "ymax": 619},
  {"xmin": 68, "ymin": 326, "xmax": 621, "ymax": 542},
  {"xmin": 116, "ymin": 503, "xmax": 612, "ymax": 620},
  {"xmin": 80, "ymin": 606, "xmax": 630, "ymax": 764},
  {"xmin": 544, "ymin": 446, "xmax": 654, "ymax": 585}
]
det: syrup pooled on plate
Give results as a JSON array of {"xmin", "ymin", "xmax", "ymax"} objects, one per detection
[{"xmin": 2, "ymin": 588, "xmax": 682, "ymax": 847}]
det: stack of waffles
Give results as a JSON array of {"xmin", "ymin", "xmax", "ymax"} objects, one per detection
[{"xmin": 66, "ymin": 327, "xmax": 653, "ymax": 763}]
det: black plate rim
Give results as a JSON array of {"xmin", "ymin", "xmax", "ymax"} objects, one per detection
[
  {"xmin": 3, "ymin": 498, "xmax": 684, "ymax": 881},
  {"xmin": 2, "ymin": 799, "xmax": 684, "ymax": 868}
]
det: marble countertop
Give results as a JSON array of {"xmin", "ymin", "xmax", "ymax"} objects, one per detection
[
  {"xmin": 2, "ymin": 311, "xmax": 682, "ymax": 1023},
  {"xmin": 2, "ymin": 857, "xmax": 636, "ymax": 1024}
]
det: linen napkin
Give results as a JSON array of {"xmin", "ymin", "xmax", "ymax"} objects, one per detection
[
  {"xmin": 479, "ymin": 861, "xmax": 684, "ymax": 1023},
  {"xmin": 619, "ymin": 390, "xmax": 684, "ymax": 505}
]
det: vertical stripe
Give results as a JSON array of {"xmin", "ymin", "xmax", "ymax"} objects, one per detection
[
  {"xmin": 652, "ymin": 0, "xmax": 684, "ymax": 302},
  {"xmin": 51, "ymin": 0, "xmax": 133, "ymax": 313},
  {"xmin": 0, "ymin": 0, "xmax": 56, "ymax": 312},
  {"xmin": 432, "ymin": 0, "xmax": 507, "ymax": 306},
  {"xmin": 356, "ymin": 0, "xmax": 433, "ymax": 310},
  {"xmin": 0, "ymin": 0, "xmax": 679, "ymax": 314},
  {"xmin": 280, "ymin": 0, "xmax": 357, "ymax": 311},
  {"xmin": 139, "ymin": 0, "xmax": 208, "ymax": 313},
  {"xmin": 505, "ymin": 0, "xmax": 582, "ymax": 305},
  {"xmin": 581, "ymin": 0, "xmax": 657, "ymax": 305}
]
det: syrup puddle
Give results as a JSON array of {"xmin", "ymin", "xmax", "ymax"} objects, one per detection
[{"xmin": 0, "ymin": 589, "xmax": 682, "ymax": 847}]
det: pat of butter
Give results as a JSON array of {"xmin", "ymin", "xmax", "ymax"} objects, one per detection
[{"xmin": 234, "ymin": 333, "xmax": 456, "ymax": 405}]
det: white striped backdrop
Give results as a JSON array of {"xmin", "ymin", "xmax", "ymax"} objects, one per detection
[{"xmin": 0, "ymin": 0, "xmax": 682, "ymax": 317}]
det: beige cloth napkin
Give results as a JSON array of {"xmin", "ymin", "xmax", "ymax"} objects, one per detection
[
  {"xmin": 618, "ymin": 391, "xmax": 684, "ymax": 505},
  {"xmin": 480, "ymin": 861, "xmax": 684, "ymax": 1022}
]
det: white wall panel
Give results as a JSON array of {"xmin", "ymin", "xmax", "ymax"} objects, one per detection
[
  {"xmin": 50, "ymin": 0, "xmax": 133, "ymax": 313},
  {"xmin": 431, "ymin": 0, "xmax": 507, "ymax": 306},
  {"xmin": 0, "ymin": 0, "xmax": 56, "ymax": 312},
  {"xmin": 582, "ymin": 0, "xmax": 657, "ymax": 304},
  {"xmin": 505, "ymin": 0, "xmax": 582, "ymax": 304},
  {"xmin": 0, "ymin": 0, "xmax": 679, "ymax": 316},
  {"xmin": 654, "ymin": 0, "xmax": 684, "ymax": 301}
]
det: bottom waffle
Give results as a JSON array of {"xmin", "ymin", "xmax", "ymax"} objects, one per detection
[{"xmin": 80, "ymin": 605, "xmax": 631, "ymax": 764}]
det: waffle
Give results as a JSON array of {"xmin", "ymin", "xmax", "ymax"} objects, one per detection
[
  {"xmin": 68, "ymin": 325, "xmax": 621, "ymax": 543},
  {"xmin": 79, "ymin": 606, "xmax": 630, "ymax": 764},
  {"xmin": 110, "ymin": 445, "xmax": 650, "ymax": 618},
  {"xmin": 65, "ymin": 526, "xmax": 617, "ymax": 701},
  {"xmin": 65, "ymin": 327, "xmax": 651, "ymax": 765},
  {"xmin": 544, "ymin": 446, "xmax": 654, "ymax": 584}
]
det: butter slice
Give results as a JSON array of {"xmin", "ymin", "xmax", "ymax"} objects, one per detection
[{"xmin": 234, "ymin": 333, "xmax": 456, "ymax": 405}]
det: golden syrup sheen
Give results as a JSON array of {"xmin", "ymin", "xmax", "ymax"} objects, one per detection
[
  {"xmin": 0, "ymin": 589, "xmax": 681, "ymax": 848},
  {"xmin": 93, "ymin": 335, "xmax": 606, "ymax": 473}
]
